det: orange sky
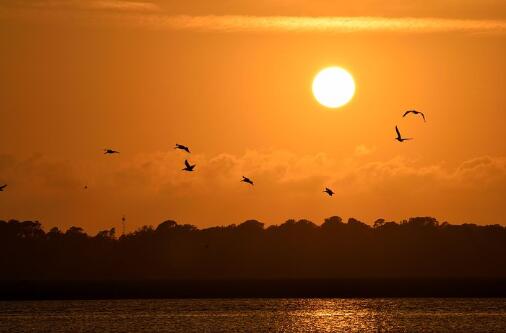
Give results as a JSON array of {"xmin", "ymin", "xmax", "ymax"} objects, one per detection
[{"xmin": 0, "ymin": 0, "xmax": 505, "ymax": 233}]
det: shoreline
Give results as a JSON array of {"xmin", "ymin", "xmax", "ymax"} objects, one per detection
[{"xmin": 2, "ymin": 278, "xmax": 506, "ymax": 300}]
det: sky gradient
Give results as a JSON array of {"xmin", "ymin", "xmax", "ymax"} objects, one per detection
[{"xmin": 0, "ymin": 0, "xmax": 505, "ymax": 233}]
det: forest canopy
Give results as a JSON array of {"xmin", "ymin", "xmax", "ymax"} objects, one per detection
[{"xmin": 1, "ymin": 217, "xmax": 505, "ymax": 280}]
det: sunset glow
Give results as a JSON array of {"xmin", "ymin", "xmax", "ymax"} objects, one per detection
[{"xmin": 0, "ymin": 0, "xmax": 505, "ymax": 232}]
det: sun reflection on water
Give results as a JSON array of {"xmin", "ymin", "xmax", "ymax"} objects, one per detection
[{"xmin": 2, "ymin": 298, "xmax": 506, "ymax": 332}]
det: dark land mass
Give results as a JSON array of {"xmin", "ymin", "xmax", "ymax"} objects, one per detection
[
  {"xmin": 2, "ymin": 278, "xmax": 506, "ymax": 300},
  {"xmin": 1, "ymin": 216, "xmax": 506, "ymax": 299}
]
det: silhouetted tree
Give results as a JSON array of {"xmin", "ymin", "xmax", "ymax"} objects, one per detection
[
  {"xmin": 373, "ymin": 218, "xmax": 386, "ymax": 228},
  {"xmin": 321, "ymin": 216, "xmax": 343, "ymax": 229}
]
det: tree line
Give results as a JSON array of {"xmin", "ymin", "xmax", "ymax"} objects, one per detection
[{"xmin": 1, "ymin": 216, "xmax": 505, "ymax": 280}]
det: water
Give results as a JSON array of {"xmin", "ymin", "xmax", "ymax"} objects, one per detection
[{"xmin": 1, "ymin": 298, "xmax": 506, "ymax": 332}]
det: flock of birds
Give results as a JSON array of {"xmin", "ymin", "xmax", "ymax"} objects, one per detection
[{"xmin": 0, "ymin": 109, "xmax": 426, "ymax": 198}]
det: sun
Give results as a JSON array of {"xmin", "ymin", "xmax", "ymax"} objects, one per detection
[{"xmin": 312, "ymin": 67, "xmax": 355, "ymax": 109}]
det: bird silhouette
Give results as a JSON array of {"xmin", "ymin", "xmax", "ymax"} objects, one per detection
[
  {"xmin": 0, "ymin": 184, "xmax": 7, "ymax": 191},
  {"xmin": 241, "ymin": 176, "xmax": 254, "ymax": 185},
  {"xmin": 403, "ymin": 109, "xmax": 426, "ymax": 122},
  {"xmin": 395, "ymin": 126, "xmax": 413, "ymax": 142},
  {"xmin": 84, "ymin": 185, "xmax": 88, "ymax": 190},
  {"xmin": 104, "ymin": 149, "xmax": 119, "ymax": 154},
  {"xmin": 323, "ymin": 187, "xmax": 334, "ymax": 196},
  {"xmin": 175, "ymin": 144, "xmax": 190, "ymax": 153},
  {"xmin": 182, "ymin": 159, "xmax": 196, "ymax": 172}
]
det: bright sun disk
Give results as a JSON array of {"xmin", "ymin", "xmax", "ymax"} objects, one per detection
[{"xmin": 312, "ymin": 67, "xmax": 355, "ymax": 109}]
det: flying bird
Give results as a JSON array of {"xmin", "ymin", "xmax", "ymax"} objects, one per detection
[
  {"xmin": 104, "ymin": 149, "xmax": 119, "ymax": 154},
  {"xmin": 182, "ymin": 159, "xmax": 196, "ymax": 172},
  {"xmin": 175, "ymin": 144, "xmax": 190, "ymax": 153},
  {"xmin": 403, "ymin": 109, "xmax": 426, "ymax": 122},
  {"xmin": 0, "ymin": 184, "xmax": 7, "ymax": 191},
  {"xmin": 323, "ymin": 187, "xmax": 334, "ymax": 196},
  {"xmin": 241, "ymin": 176, "xmax": 254, "ymax": 185},
  {"xmin": 395, "ymin": 126, "xmax": 413, "ymax": 142},
  {"xmin": 84, "ymin": 185, "xmax": 88, "ymax": 190}
]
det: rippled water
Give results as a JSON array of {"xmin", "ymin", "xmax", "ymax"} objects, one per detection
[{"xmin": 1, "ymin": 298, "xmax": 506, "ymax": 332}]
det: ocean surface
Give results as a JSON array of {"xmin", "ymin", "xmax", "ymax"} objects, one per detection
[{"xmin": 1, "ymin": 298, "xmax": 506, "ymax": 332}]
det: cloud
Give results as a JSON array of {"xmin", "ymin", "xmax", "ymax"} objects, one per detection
[
  {"xmin": 354, "ymin": 145, "xmax": 375, "ymax": 157},
  {"xmin": 335, "ymin": 156, "xmax": 506, "ymax": 192},
  {"xmin": 1, "ymin": 151, "xmax": 505, "ymax": 197},
  {"xmin": 90, "ymin": 1, "xmax": 159, "ymax": 11},
  {"xmin": 2, "ymin": 5, "xmax": 506, "ymax": 35},
  {"xmin": 11, "ymin": 0, "xmax": 160, "ymax": 12},
  {"xmin": 152, "ymin": 15, "xmax": 506, "ymax": 34},
  {"xmin": 1, "ymin": 151, "xmax": 505, "ymax": 231},
  {"xmin": 454, "ymin": 156, "xmax": 506, "ymax": 187},
  {"xmin": 0, "ymin": 154, "xmax": 81, "ymax": 193}
]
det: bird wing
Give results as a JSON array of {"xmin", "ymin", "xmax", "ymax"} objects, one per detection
[
  {"xmin": 395, "ymin": 126, "xmax": 401, "ymax": 137},
  {"xmin": 0, "ymin": 184, "xmax": 6, "ymax": 190},
  {"xmin": 421, "ymin": 113, "xmax": 426, "ymax": 122},
  {"xmin": 184, "ymin": 160, "xmax": 191, "ymax": 168},
  {"xmin": 403, "ymin": 111, "xmax": 411, "ymax": 117}
]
